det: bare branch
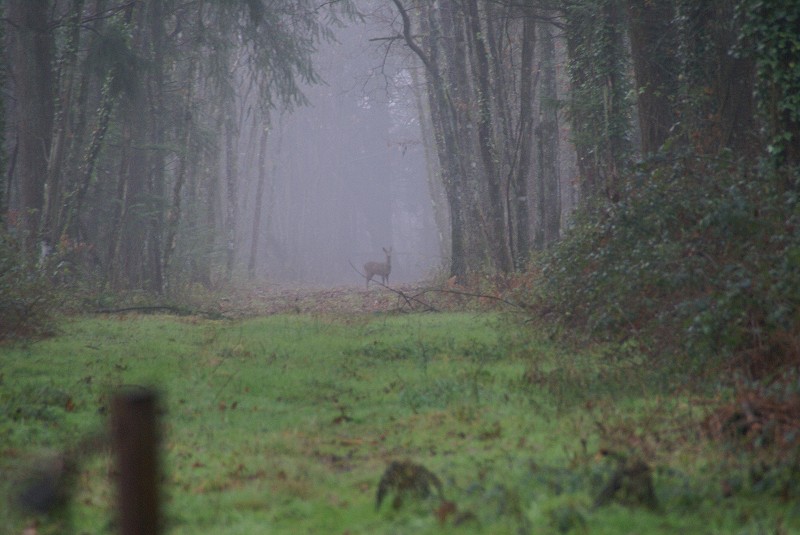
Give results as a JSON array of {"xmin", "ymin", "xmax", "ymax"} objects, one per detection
[{"xmin": 389, "ymin": 0, "xmax": 433, "ymax": 73}]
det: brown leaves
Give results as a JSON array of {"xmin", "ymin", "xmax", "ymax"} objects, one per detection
[{"xmin": 703, "ymin": 388, "xmax": 800, "ymax": 454}]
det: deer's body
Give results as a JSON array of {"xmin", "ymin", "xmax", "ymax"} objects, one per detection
[{"xmin": 364, "ymin": 247, "xmax": 392, "ymax": 288}]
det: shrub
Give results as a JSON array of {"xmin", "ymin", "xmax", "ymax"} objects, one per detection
[
  {"xmin": 0, "ymin": 231, "xmax": 55, "ymax": 341},
  {"xmin": 531, "ymin": 152, "xmax": 800, "ymax": 377}
]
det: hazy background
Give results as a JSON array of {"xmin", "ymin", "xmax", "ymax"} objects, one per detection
[{"xmin": 239, "ymin": 11, "xmax": 441, "ymax": 285}]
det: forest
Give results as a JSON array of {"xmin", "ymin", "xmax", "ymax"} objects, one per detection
[
  {"xmin": 1, "ymin": 0, "xmax": 800, "ymax": 533},
  {"xmin": 3, "ymin": 0, "xmax": 799, "ymax": 377}
]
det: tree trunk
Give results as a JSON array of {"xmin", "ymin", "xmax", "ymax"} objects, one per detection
[
  {"xmin": 511, "ymin": 9, "xmax": 535, "ymax": 265},
  {"xmin": 398, "ymin": 0, "xmax": 471, "ymax": 280},
  {"xmin": 563, "ymin": 0, "xmax": 630, "ymax": 204},
  {"xmin": 626, "ymin": 0, "xmax": 679, "ymax": 155},
  {"xmin": 537, "ymin": 21, "xmax": 561, "ymax": 248},
  {"xmin": 61, "ymin": 74, "xmax": 117, "ymax": 242},
  {"xmin": 464, "ymin": 0, "xmax": 512, "ymax": 273},
  {"xmin": 676, "ymin": 1, "xmax": 755, "ymax": 158},
  {"xmin": 224, "ymin": 98, "xmax": 239, "ymax": 282},
  {"xmin": 146, "ymin": 0, "xmax": 166, "ymax": 293},
  {"xmin": 7, "ymin": 0, "xmax": 54, "ymax": 251},
  {"xmin": 248, "ymin": 124, "xmax": 269, "ymax": 279},
  {"xmin": 104, "ymin": 120, "xmax": 132, "ymax": 291},
  {"xmin": 42, "ymin": 0, "xmax": 84, "ymax": 246}
]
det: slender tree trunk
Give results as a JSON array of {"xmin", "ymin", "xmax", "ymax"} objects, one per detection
[
  {"xmin": 57, "ymin": 0, "xmax": 105, "ymax": 243},
  {"xmin": 396, "ymin": 0, "xmax": 469, "ymax": 280},
  {"xmin": 224, "ymin": 99, "xmax": 239, "ymax": 282},
  {"xmin": 537, "ymin": 21, "xmax": 561, "ymax": 248},
  {"xmin": 563, "ymin": 0, "xmax": 630, "ymax": 205},
  {"xmin": 626, "ymin": 0, "xmax": 679, "ymax": 155},
  {"xmin": 248, "ymin": 124, "xmax": 269, "ymax": 279},
  {"xmin": 104, "ymin": 122, "xmax": 132, "ymax": 291},
  {"xmin": 42, "ymin": 0, "xmax": 84, "ymax": 246},
  {"xmin": 511, "ymin": 9, "xmax": 535, "ymax": 266},
  {"xmin": 464, "ymin": 0, "xmax": 512, "ymax": 273},
  {"xmin": 145, "ymin": 0, "xmax": 166, "ymax": 293},
  {"xmin": 60, "ymin": 74, "xmax": 116, "ymax": 241},
  {"xmin": 410, "ymin": 63, "xmax": 449, "ymax": 264},
  {"xmin": 7, "ymin": 0, "xmax": 54, "ymax": 251},
  {"xmin": 163, "ymin": 85, "xmax": 193, "ymax": 293}
]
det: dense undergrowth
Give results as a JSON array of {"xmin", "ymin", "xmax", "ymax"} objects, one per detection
[
  {"xmin": 520, "ymin": 153, "xmax": 800, "ymax": 476},
  {"xmin": 0, "ymin": 233, "xmax": 55, "ymax": 341},
  {"xmin": 531, "ymin": 153, "xmax": 800, "ymax": 380}
]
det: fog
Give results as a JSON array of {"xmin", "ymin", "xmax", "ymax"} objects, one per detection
[
  {"xmin": 236, "ymin": 11, "xmax": 441, "ymax": 286},
  {"xmin": 4, "ymin": 1, "xmax": 577, "ymax": 293}
]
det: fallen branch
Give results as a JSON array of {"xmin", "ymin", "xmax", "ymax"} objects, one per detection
[
  {"xmin": 348, "ymin": 260, "xmax": 438, "ymax": 312},
  {"xmin": 92, "ymin": 305, "xmax": 226, "ymax": 319}
]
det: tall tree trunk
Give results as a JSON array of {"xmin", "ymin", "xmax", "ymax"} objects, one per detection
[
  {"xmin": 104, "ymin": 121, "xmax": 132, "ymax": 291},
  {"xmin": 224, "ymin": 99, "xmax": 239, "ymax": 282},
  {"xmin": 410, "ymin": 63, "xmax": 450, "ymax": 264},
  {"xmin": 511, "ymin": 9, "xmax": 535, "ymax": 266},
  {"xmin": 464, "ymin": 0, "xmax": 512, "ymax": 273},
  {"xmin": 7, "ymin": 0, "xmax": 54, "ymax": 251},
  {"xmin": 563, "ymin": 0, "xmax": 630, "ymax": 204},
  {"xmin": 109, "ymin": 3, "xmax": 149, "ymax": 290},
  {"xmin": 248, "ymin": 124, "xmax": 269, "ymax": 279},
  {"xmin": 438, "ymin": 0, "xmax": 485, "ymax": 275},
  {"xmin": 57, "ymin": 0, "xmax": 106, "ymax": 244},
  {"xmin": 676, "ymin": 0, "xmax": 755, "ymax": 158},
  {"xmin": 145, "ymin": 0, "xmax": 166, "ymax": 293},
  {"xmin": 42, "ymin": 0, "xmax": 84, "ymax": 246},
  {"xmin": 60, "ymin": 73, "xmax": 117, "ymax": 241},
  {"xmin": 394, "ymin": 0, "xmax": 470, "ymax": 280},
  {"xmin": 626, "ymin": 0, "xmax": 679, "ymax": 155},
  {"xmin": 163, "ymin": 82, "xmax": 194, "ymax": 293},
  {"xmin": 536, "ymin": 21, "xmax": 561, "ymax": 248}
]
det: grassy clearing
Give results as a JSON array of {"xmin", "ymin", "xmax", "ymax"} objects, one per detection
[{"xmin": 1, "ymin": 311, "xmax": 798, "ymax": 534}]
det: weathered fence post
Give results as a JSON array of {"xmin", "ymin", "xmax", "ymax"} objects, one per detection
[{"xmin": 111, "ymin": 389, "xmax": 161, "ymax": 535}]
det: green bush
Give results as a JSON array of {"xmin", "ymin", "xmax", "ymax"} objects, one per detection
[
  {"xmin": 532, "ymin": 152, "xmax": 800, "ymax": 376},
  {"xmin": 0, "ymin": 232, "xmax": 54, "ymax": 341}
]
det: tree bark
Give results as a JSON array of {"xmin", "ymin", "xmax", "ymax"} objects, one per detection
[
  {"xmin": 626, "ymin": 0, "xmax": 679, "ymax": 155},
  {"xmin": 42, "ymin": 0, "xmax": 84, "ymax": 246},
  {"xmin": 7, "ymin": 0, "xmax": 54, "ymax": 250},
  {"xmin": 224, "ymin": 97, "xmax": 239, "ymax": 282},
  {"xmin": 464, "ymin": 0, "xmax": 512, "ymax": 273},
  {"xmin": 248, "ymin": 124, "xmax": 269, "ymax": 279},
  {"xmin": 536, "ymin": 21, "xmax": 561, "ymax": 248},
  {"xmin": 563, "ymin": 0, "xmax": 630, "ymax": 204},
  {"xmin": 511, "ymin": 9, "xmax": 535, "ymax": 265}
]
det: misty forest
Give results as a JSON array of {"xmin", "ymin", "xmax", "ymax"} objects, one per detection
[{"xmin": 2, "ymin": 1, "xmax": 800, "ymax": 534}]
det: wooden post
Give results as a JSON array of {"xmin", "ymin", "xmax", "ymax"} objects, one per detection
[{"xmin": 111, "ymin": 389, "xmax": 161, "ymax": 535}]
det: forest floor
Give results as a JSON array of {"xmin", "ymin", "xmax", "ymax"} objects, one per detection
[
  {"xmin": 2, "ymin": 285, "xmax": 798, "ymax": 534},
  {"xmin": 207, "ymin": 281, "xmax": 510, "ymax": 318}
]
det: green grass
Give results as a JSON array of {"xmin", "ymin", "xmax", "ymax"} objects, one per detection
[{"xmin": 1, "ymin": 312, "xmax": 798, "ymax": 534}]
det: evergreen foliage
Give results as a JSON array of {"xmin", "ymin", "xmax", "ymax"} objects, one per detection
[
  {"xmin": 738, "ymin": 0, "xmax": 800, "ymax": 163},
  {"xmin": 533, "ymin": 152, "xmax": 800, "ymax": 375},
  {"xmin": 0, "ymin": 231, "xmax": 54, "ymax": 341}
]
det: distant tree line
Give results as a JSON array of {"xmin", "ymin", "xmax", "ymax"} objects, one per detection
[
  {"xmin": 1, "ymin": 0, "xmax": 357, "ymax": 294},
  {"xmin": 389, "ymin": 0, "xmax": 799, "ymax": 279},
  {"xmin": 1, "ymin": 0, "xmax": 798, "ymax": 293}
]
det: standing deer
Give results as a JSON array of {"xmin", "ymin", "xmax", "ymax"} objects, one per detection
[{"xmin": 364, "ymin": 247, "xmax": 392, "ymax": 288}]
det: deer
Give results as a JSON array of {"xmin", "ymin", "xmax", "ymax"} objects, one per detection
[{"xmin": 364, "ymin": 247, "xmax": 392, "ymax": 288}]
